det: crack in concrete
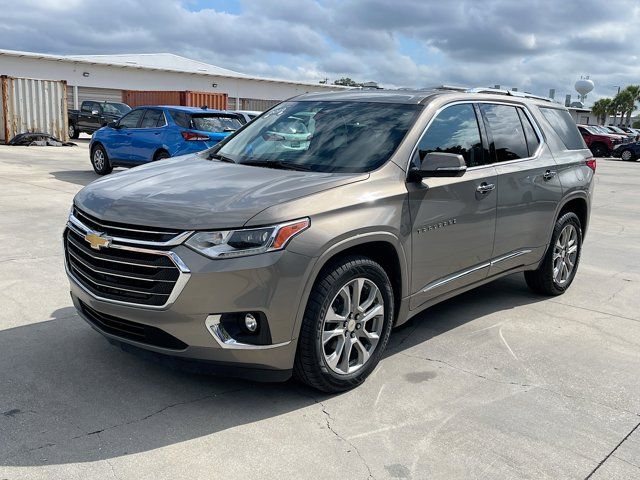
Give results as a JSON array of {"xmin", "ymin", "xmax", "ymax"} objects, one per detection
[
  {"xmin": 585, "ymin": 420, "xmax": 640, "ymax": 479},
  {"xmin": 400, "ymin": 352, "xmax": 640, "ymax": 418},
  {"xmin": 12, "ymin": 386, "xmax": 248, "ymax": 458},
  {"xmin": 298, "ymin": 389, "xmax": 375, "ymax": 479}
]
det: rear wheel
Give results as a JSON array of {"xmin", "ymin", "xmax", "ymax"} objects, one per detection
[
  {"xmin": 620, "ymin": 149, "xmax": 636, "ymax": 161},
  {"xmin": 294, "ymin": 256, "xmax": 394, "ymax": 392},
  {"xmin": 91, "ymin": 145, "xmax": 113, "ymax": 175},
  {"xmin": 525, "ymin": 212, "xmax": 582, "ymax": 295},
  {"xmin": 154, "ymin": 150, "xmax": 170, "ymax": 161}
]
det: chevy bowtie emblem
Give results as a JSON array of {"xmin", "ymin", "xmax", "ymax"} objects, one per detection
[{"xmin": 84, "ymin": 232, "xmax": 111, "ymax": 250}]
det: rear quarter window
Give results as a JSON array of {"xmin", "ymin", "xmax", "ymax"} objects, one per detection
[{"xmin": 539, "ymin": 107, "xmax": 587, "ymax": 150}]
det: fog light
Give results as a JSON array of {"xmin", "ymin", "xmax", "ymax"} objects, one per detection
[{"xmin": 244, "ymin": 313, "xmax": 258, "ymax": 332}]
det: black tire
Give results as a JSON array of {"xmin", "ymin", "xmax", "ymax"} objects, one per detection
[
  {"xmin": 68, "ymin": 123, "xmax": 79, "ymax": 139},
  {"xmin": 294, "ymin": 255, "xmax": 394, "ymax": 392},
  {"xmin": 620, "ymin": 149, "xmax": 636, "ymax": 161},
  {"xmin": 590, "ymin": 143, "xmax": 607, "ymax": 158},
  {"xmin": 525, "ymin": 212, "xmax": 582, "ymax": 296},
  {"xmin": 154, "ymin": 150, "xmax": 170, "ymax": 161},
  {"xmin": 91, "ymin": 144, "xmax": 113, "ymax": 175}
]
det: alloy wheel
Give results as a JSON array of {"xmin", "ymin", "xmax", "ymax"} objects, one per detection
[
  {"xmin": 553, "ymin": 224, "xmax": 578, "ymax": 286},
  {"xmin": 621, "ymin": 150, "xmax": 633, "ymax": 161},
  {"xmin": 93, "ymin": 149, "xmax": 105, "ymax": 170},
  {"xmin": 321, "ymin": 278, "xmax": 384, "ymax": 375}
]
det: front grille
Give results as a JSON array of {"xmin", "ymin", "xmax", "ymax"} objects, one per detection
[
  {"xmin": 73, "ymin": 206, "xmax": 181, "ymax": 243},
  {"xmin": 65, "ymin": 228, "xmax": 180, "ymax": 306},
  {"xmin": 79, "ymin": 300, "xmax": 188, "ymax": 350}
]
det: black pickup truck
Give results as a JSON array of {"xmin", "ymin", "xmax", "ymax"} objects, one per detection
[{"xmin": 68, "ymin": 100, "xmax": 131, "ymax": 138}]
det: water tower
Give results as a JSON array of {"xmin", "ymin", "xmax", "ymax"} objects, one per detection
[{"xmin": 575, "ymin": 76, "xmax": 594, "ymax": 102}]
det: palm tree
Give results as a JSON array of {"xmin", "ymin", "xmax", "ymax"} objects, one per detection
[
  {"xmin": 622, "ymin": 85, "xmax": 640, "ymax": 126},
  {"xmin": 614, "ymin": 90, "xmax": 635, "ymax": 126},
  {"xmin": 591, "ymin": 98, "xmax": 611, "ymax": 124}
]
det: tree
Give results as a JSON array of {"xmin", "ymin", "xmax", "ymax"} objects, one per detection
[
  {"xmin": 622, "ymin": 85, "xmax": 640, "ymax": 126},
  {"xmin": 591, "ymin": 98, "xmax": 611, "ymax": 124},
  {"xmin": 333, "ymin": 77, "xmax": 362, "ymax": 87},
  {"xmin": 613, "ymin": 90, "xmax": 635, "ymax": 126}
]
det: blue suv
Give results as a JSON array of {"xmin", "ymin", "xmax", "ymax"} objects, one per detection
[{"xmin": 89, "ymin": 106, "xmax": 243, "ymax": 175}]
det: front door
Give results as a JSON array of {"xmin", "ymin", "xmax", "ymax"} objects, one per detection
[
  {"xmin": 408, "ymin": 103, "xmax": 498, "ymax": 310},
  {"xmin": 109, "ymin": 109, "xmax": 145, "ymax": 162}
]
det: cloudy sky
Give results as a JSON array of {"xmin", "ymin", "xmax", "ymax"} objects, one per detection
[{"xmin": 1, "ymin": 0, "xmax": 639, "ymax": 104}]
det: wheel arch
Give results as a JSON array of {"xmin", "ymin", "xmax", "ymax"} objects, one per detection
[
  {"xmin": 556, "ymin": 194, "xmax": 589, "ymax": 237},
  {"xmin": 153, "ymin": 147, "xmax": 170, "ymax": 161},
  {"xmin": 290, "ymin": 232, "xmax": 409, "ymax": 341}
]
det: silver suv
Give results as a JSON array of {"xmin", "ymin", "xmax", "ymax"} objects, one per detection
[{"xmin": 64, "ymin": 88, "xmax": 595, "ymax": 392}]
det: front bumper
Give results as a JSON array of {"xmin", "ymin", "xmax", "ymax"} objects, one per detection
[{"xmin": 67, "ymin": 233, "xmax": 317, "ymax": 375}]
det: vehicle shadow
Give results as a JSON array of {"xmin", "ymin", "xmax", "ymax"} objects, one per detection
[
  {"xmin": 51, "ymin": 170, "xmax": 100, "ymax": 186},
  {"xmin": 0, "ymin": 274, "xmax": 545, "ymax": 467}
]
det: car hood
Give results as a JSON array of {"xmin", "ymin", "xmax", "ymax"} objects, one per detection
[{"xmin": 75, "ymin": 155, "xmax": 367, "ymax": 230}]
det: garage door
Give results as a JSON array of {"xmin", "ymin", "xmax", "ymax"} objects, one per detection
[{"xmin": 66, "ymin": 86, "xmax": 123, "ymax": 109}]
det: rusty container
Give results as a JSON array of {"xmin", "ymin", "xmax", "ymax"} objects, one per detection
[{"xmin": 1, "ymin": 75, "xmax": 68, "ymax": 143}]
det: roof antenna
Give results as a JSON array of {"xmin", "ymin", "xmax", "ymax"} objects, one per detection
[{"xmin": 201, "ymin": 105, "xmax": 208, "ymax": 110}]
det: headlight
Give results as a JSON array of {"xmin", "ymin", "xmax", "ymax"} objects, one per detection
[{"xmin": 186, "ymin": 218, "xmax": 310, "ymax": 259}]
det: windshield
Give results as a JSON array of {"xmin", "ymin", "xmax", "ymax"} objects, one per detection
[
  {"xmin": 103, "ymin": 102, "xmax": 131, "ymax": 116},
  {"xmin": 215, "ymin": 101, "xmax": 422, "ymax": 173}
]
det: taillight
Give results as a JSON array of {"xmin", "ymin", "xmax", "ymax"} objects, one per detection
[
  {"xmin": 586, "ymin": 157, "xmax": 596, "ymax": 172},
  {"xmin": 181, "ymin": 131, "xmax": 210, "ymax": 141}
]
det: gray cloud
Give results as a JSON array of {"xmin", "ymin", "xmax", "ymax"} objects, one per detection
[{"xmin": 0, "ymin": 0, "xmax": 638, "ymax": 103}]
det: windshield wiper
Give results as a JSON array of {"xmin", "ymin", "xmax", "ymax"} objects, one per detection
[
  {"xmin": 208, "ymin": 152, "xmax": 236, "ymax": 163},
  {"xmin": 240, "ymin": 160, "xmax": 315, "ymax": 171}
]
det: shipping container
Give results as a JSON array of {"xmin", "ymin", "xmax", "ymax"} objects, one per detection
[
  {"xmin": 122, "ymin": 90, "xmax": 228, "ymax": 110},
  {"xmin": 1, "ymin": 76, "xmax": 68, "ymax": 143}
]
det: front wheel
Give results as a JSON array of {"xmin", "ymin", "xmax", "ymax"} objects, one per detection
[
  {"xmin": 68, "ymin": 123, "xmax": 79, "ymax": 139},
  {"xmin": 294, "ymin": 256, "xmax": 394, "ymax": 392},
  {"xmin": 91, "ymin": 145, "xmax": 113, "ymax": 175},
  {"xmin": 590, "ymin": 143, "xmax": 607, "ymax": 158},
  {"xmin": 620, "ymin": 149, "xmax": 636, "ymax": 161},
  {"xmin": 525, "ymin": 212, "xmax": 582, "ymax": 295}
]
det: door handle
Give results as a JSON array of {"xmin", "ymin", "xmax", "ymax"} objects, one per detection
[
  {"xmin": 476, "ymin": 182, "xmax": 495, "ymax": 194},
  {"xmin": 543, "ymin": 170, "xmax": 557, "ymax": 181}
]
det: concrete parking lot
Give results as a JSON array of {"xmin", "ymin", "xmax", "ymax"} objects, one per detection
[{"xmin": 0, "ymin": 141, "xmax": 639, "ymax": 480}]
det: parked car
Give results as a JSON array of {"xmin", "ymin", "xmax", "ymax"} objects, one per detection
[
  {"xmin": 577, "ymin": 124, "xmax": 623, "ymax": 157},
  {"xmin": 234, "ymin": 110, "xmax": 262, "ymax": 124},
  {"xmin": 65, "ymin": 89, "xmax": 594, "ymax": 392},
  {"xmin": 89, "ymin": 106, "xmax": 244, "ymax": 174},
  {"xmin": 612, "ymin": 141, "xmax": 640, "ymax": 161},
  {"xmin": 68, "ymin": 101, "xmax": 131, "ymax": 139},
  {"xmin": 603, "ymin": 125, "xmax": 636, "ymax": 142},
  {"xmin": 617, "ymin": 126, "xmax": 640, "ymax": 141}
]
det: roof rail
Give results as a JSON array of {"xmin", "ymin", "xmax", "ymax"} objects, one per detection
[{"xmin": 465, "ymin": 87, "xmax": 553, "ymax": 102}]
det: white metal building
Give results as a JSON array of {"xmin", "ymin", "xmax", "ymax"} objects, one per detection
[{"xmin": 0, "ymin": 49, "xmax": 344, "ymax": 111}]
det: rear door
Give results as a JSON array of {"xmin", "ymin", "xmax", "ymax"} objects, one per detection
[
  {"xmin": 479, "ymin": 103, "xmax": 563, "ymax": 275},
  {"xmin": 408, "ymin": 103, "xmax": 498, "ymax": 310},
  {"xmin": 108, "ymin": 109, "xmax": 145, "ymax": 162},
  {"xmin": 130, "ymin": 109, "xmax": 168, "ymax": 162}
]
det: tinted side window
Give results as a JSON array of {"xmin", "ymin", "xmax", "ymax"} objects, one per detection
[
  {"xmin": 539, "ymin": 107, "xmax": 587, "ymax": 150},
  {"xmin": 480, "ymin": 104, "xmax": 529, "ymax": 162},
  {"xmin": 140, "ymin": 109, "xmax": 163, "ymax": 128},
  {"xmin": 118, "ymin": 109, "xmax": 144, "ymax": 128},
  {"xmin": 414, "ymin": 104, "xmax": 485, "ymax": 168},
  {"xmin": 170, "ymin": 110, "xmax": 191, "ymax": 128},
  {"xmin": 517, "ymin": 108, "xmax": 540, "ymax": 157},
  {"xmin": 82, "ymin": 101, "xmax": 98, "ymax": 113}
]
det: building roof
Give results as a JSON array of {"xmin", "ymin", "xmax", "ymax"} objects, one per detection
[{"xmin": 0, "ymin": 49, "xmax": 346, "ymax": 89}]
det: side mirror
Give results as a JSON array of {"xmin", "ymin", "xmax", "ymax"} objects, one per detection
[
  {"xmin": 91, "ymin": 110, "xmax": 100, "ymax": 116},
  {"xmin": 409, "ymin": 152, "xmax": 467, "ymax": 180},
  {"xmin": 107, "ymin": 121, "xmax": 119, "ymax": 129}
]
